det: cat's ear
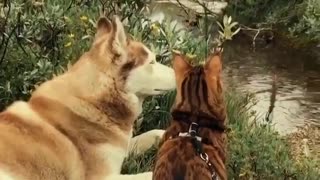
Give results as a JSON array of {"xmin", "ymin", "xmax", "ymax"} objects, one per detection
[
  {"xmin": 172, "ymin": 51, "xmax": 192, "ymax": 75},
  {"xmin": 205, "ymin": 47, "xmax": 223, "ymax": 77}
]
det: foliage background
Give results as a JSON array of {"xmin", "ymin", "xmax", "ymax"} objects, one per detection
[
  {"xmin": 0, "ymin": 0, "xmax": 319, "ymax": 179},
  {"xmin": 226, "ymin": 0, "xmax": 320, "ymax": 45}
]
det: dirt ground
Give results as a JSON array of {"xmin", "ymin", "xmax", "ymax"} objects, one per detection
[{"xmin": 285, "ymin": 123, "xmax": 320, "ymax": 168}]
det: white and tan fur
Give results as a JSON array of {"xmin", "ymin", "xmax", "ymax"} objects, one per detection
[{"xmin": 0, "ymin": 16, "xmax": 173, "ymax": 180}]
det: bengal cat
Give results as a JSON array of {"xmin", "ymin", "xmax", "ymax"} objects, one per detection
[{"xmin": 153, "ymin": 49, "xmax": 227, "ymax": 180}]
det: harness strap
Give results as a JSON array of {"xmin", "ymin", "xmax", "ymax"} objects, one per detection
[
  {"xmin": 171, "ymin": 110, "xmax": 226, "ymax": 132},
  {"xmin": 178, "ymin": 132, "xmax": 202, "ymax": 142},
  {"xmin": 175, "ymin": 122, "xmax": 220, "ymax": 180},
  {"xmin": 200, "ymin": 153, "xmax": 220, "ymax": 180},
  {"xmin": 178, "ymin": 122, "xmax": 203, "ymax": 155}
]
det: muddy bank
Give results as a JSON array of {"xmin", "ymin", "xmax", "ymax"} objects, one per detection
[{"xmin": 286, "ymin": 124, "xmax": 320, "ymax": 168}]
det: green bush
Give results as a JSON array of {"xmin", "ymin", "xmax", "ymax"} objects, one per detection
[
  {"xmin": 0, "ymin": 0, "xmax": 318, "ymax": 179},
  {"xmin": 289, "ymin": 0, "xmax": 320, "ymax": 41},
  {"xmin": 0, "ymin": 0, "xmax": 98, "ymax": 109}
]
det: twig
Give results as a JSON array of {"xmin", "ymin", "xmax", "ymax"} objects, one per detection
[
  {"xmin": 252, "ymin": 29, "xmax": 260, "ymax": 50},
  {"xmin": 26, "ymin": 42, "xmax": 41, "ymax": 60},
  {"xmin": 191, "ymin": 0, "xmax": 218, "ymax": 17},
  {"xmin": 0, "ymin": 25, "xmax": 18, "ymax": 65},
  {"xmin": 176, "ymin": 0, "xmax": 190, "ymax": 17},
  {"xmin": 240, "ymin": 25, "xmax": 272, "ymax": 49},
  {"xmin": 0, "ymin": 1, "xmax": 12, "ymax": 53},
  {"xmin": 62, "ymin": 0, "xmax": 75, "ymax": 16},
  {"xmin": 204, "ymin": 2, "xmax": 208, "ymax": 58},
  {"xmin": 98, "ymin": 0, "xmax": 108, "ymax": 16},
  {"xmin": 14, "ymin": 34, "xmax": 29, "ymax": 58},
  {"xmin": 240, "ymin": 25, "xmax": 272, "ymax": 32}
]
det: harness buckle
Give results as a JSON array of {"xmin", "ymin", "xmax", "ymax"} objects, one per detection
[{"xmin": 189, "ymin": 122, "xmax": 199, "ymax": 137}]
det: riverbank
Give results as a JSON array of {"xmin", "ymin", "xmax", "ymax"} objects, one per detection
[{"xmin": 286, "ymin": 124, "xmax": 320, "ymax": 164}]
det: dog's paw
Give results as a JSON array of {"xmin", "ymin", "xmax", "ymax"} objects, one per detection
[
  {"xmin": 129, "ymin": 129, "xmax": 165, "ymax": 154},
  {"xmin": 149, "ymin": 129, "xmax": 165, "ymax": 140},
  {"xmin": 141, "ymin": 172, "xmax": 153, "ymax": 180}
]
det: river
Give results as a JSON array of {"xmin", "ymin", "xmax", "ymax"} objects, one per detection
[{"xmin": 149, "ymin": 1, "xmax": 320, "ymax": 135}]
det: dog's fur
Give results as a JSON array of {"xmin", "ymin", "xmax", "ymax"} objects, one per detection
[
  {"xmin": 0, "ymin": 16, "xmax": 175, "ymax": 180},
  {"xmin": 153, "ymin": 50, "xmax": 227, "ymax": 180}
]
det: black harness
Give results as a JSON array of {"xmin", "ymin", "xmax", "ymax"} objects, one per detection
[{"xmin": 169, "ymin": 110, "xmax": 226, "ymax": 180}]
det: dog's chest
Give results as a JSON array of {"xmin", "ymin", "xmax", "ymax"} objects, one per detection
[
  {"xmin": 96, "ymin": 143, "xmax": 128, "ymax": 174},
  {"xmin": 95, "ymin": 130, "xmax": 132, "ymax": 174}
]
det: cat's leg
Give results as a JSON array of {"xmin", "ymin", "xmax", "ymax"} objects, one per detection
[
  {"xmin": 106, "ymin": 172, "xmax": 152, "ymax": 180},
  {"xmin": 128, "ymin": 129, "xmax": 165, "ymax": 155}
]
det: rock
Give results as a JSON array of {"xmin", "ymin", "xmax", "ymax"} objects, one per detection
[{"xmin": 156, "ymin": 0, "xmax": 228, "ymax": 15}]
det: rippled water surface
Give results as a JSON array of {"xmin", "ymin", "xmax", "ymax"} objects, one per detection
[{"xmin": 223, "ymin": 39, "xmax": 320, "ymax": 134}]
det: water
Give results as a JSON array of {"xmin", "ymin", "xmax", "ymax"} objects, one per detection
[
  {"xmin": 223, "ymin": 38, "xmax": 320, "ymax": 135},
  {"xmin": 149, "ymin": 1, "xmax": 320, "ymax": 135}
]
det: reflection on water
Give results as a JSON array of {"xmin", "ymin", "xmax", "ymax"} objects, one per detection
[
  {"xmin": 149, "ymin": 2, "xmax": 320, "ymax": 135},
  {"xmin": 223, "ymin": 38, "xmax": 320, "ymax": 135}
]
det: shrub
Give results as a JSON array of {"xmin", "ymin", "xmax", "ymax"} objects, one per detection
[
  {"xmin": 226, "ymin": 0, "xmax": 320, "ymax": 44},
  {"xmin": 289, "ymin": 0, "xmax": 320, "ymax": 42},
  {"xmin": 0, "ymin": 0, "xmax": 98, "ymax": 109}
]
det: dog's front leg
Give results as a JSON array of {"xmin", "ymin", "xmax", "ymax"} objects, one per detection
[
  {"xmin": 106, "ymin": 172, "xmax": 152, "ymax": 180},
  {"xmin": 128, "ymin": 129, "xmax": 165, "ymax": 155}
]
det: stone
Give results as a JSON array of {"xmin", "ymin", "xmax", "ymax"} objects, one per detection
[{"xmin": 156, "ymin": 0, "xmax": 228, "ymax": 15}]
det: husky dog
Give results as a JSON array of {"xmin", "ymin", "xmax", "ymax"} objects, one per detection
[{"xmin": 0, "ymin": 16, "xmax": 174, "ymax": 180}]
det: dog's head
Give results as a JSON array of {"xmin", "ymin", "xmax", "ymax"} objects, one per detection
[{"xmin": 83, "ymin": 16, "xmax": 176, "ymax": 97}]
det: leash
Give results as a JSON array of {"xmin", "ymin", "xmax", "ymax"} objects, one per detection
[
  {"xmin": 175, "ymin": 121, "xmax": 220, "ymax": 180},
  {"xmin": 168, "ymin": 110, "xmax": 227, "ymax": 179}
]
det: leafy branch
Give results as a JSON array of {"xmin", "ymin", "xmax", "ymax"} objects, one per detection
[{"xmin": 214, "ymin": 15, "xmax": 241, "ymax": 48}]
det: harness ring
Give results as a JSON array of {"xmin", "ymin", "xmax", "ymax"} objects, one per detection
[{"xmin": 200, "ymin": 152, "xmax": 209, "ymax": 163}]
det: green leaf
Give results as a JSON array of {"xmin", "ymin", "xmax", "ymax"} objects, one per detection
[
  {"xmin": 228, "ymin": 16, "xmax": 232, "ymax": 24},
  {"xmin": 229, "ymin": 22, "xmax": 239, "ymax": 28},
  {"xmin": 232, "ymin": 27, "xmax": 241, "ymax": 36},
  {"xmin": 223, "ymin": 15, "xmax": 228, "ymax": 27},
  {"xmin": 217, "ymin": 21, "xmax": 224, "ymax": 30}
]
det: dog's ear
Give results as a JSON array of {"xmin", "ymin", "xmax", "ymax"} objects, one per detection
[
  {"xmin": 96, "ymin": 16, "xmax": 112, "ymax": 38},
  {"xmin": 111, "ymin": 15, "xmax": 127, "ymax": 56},
  {"xmin": 126, "ymin": 33, "xmax": 134, "ymax": 44}
]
